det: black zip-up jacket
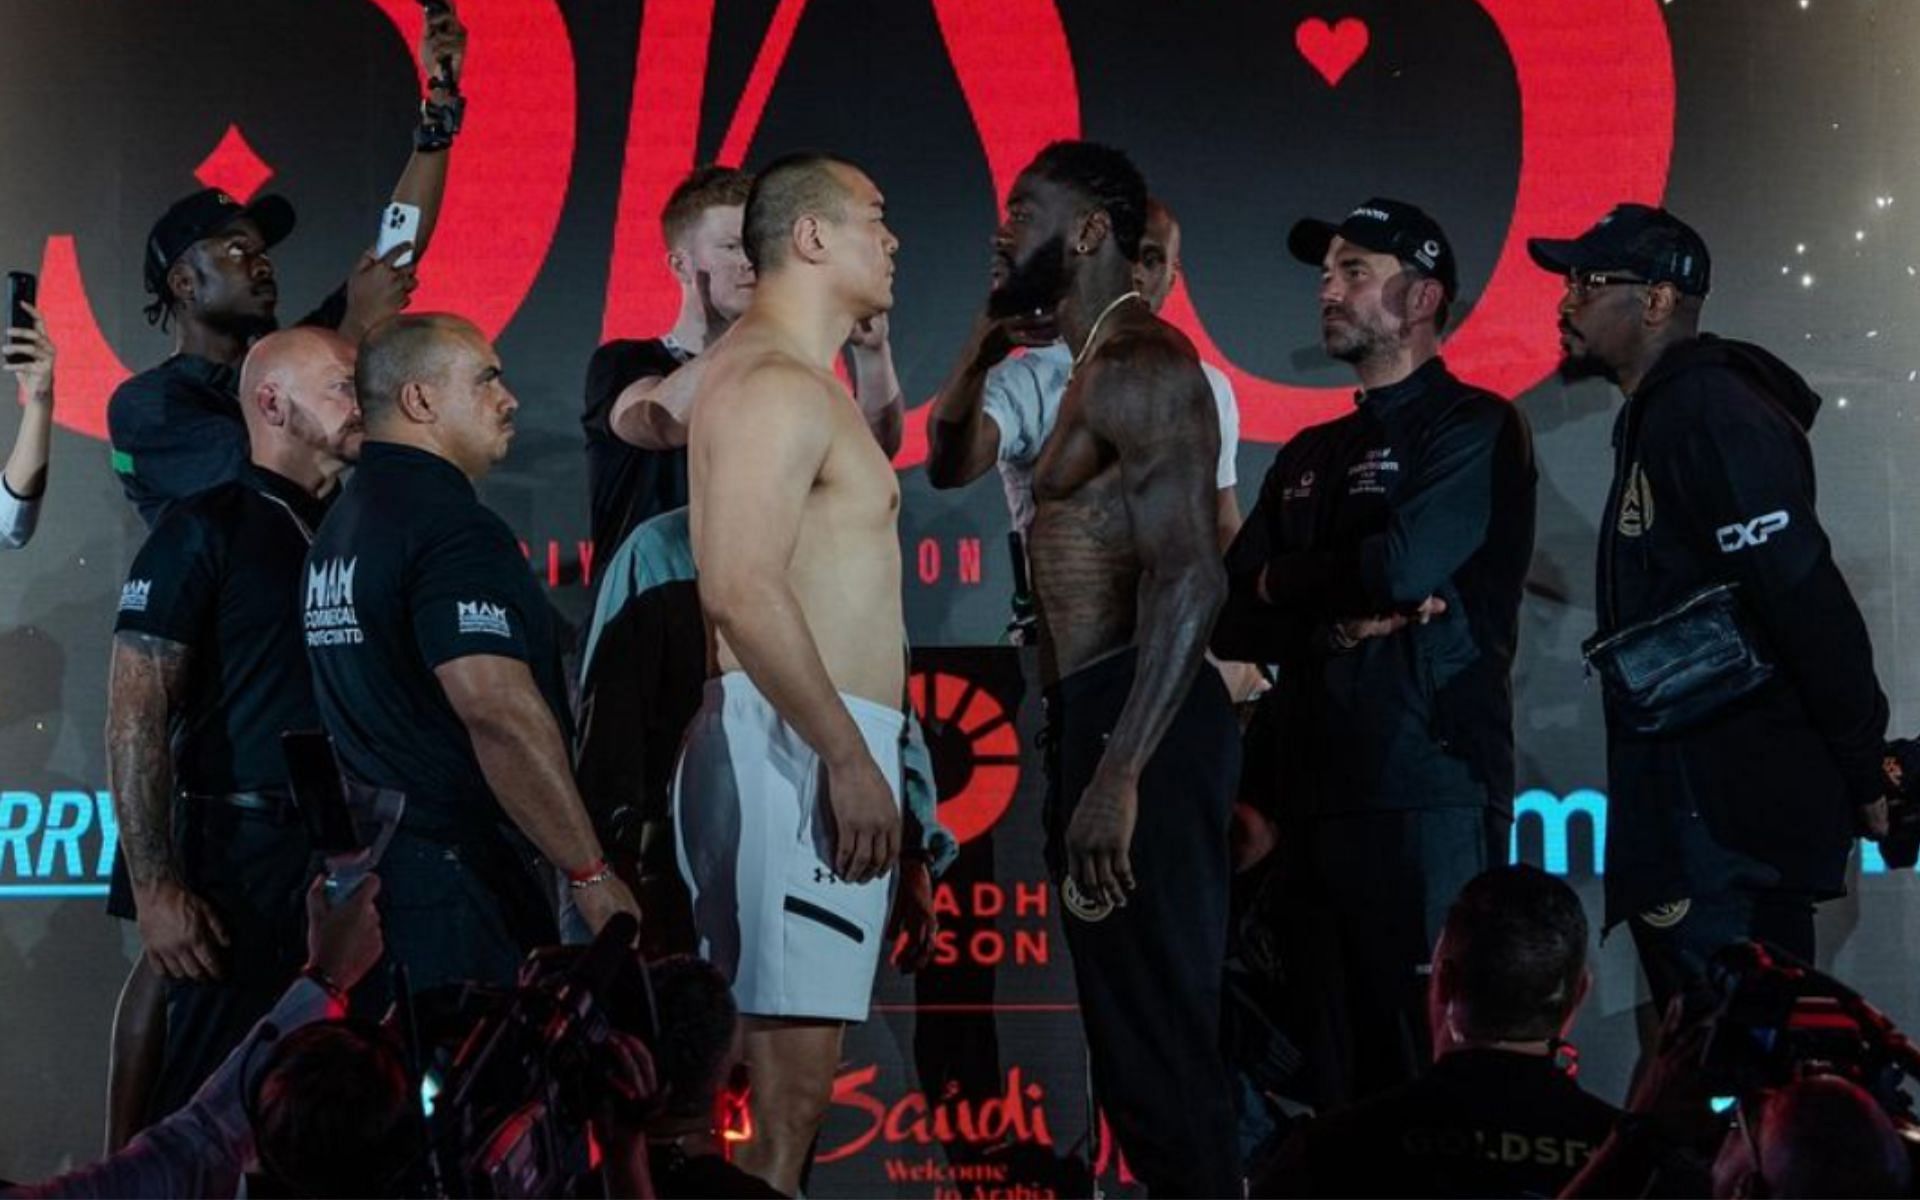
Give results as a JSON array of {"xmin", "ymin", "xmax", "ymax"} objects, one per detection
[
  {"xmin": 1595, "ymin": 335, "xmax": 1887, "ymax": 925},
  {"xmin": 1214, "ymin": 357, "xmax": 1537, "ymax": 818}
]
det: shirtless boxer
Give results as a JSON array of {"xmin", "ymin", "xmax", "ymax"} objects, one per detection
[
  {"xmin": 673, "ymin": 152, "xmax": 904, "ymax": 1196},
  {"xmin": 996, "ymin": 141, "xmax": 1240, "ymax": 1195}
]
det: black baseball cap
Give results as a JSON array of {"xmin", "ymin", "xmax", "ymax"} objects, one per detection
[
  {"xmin": 1527, "ymin": 203, "xmax": 1711, "ymax": 296},
  {"xmin": 143, "ymin": 187, "xmax": 296, "ymax": 297},
  {"xmin": 1288, "ymin": 197, "xmax": 1458, "ymax": 299}
]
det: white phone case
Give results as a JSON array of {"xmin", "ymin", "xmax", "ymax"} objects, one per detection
[{"xmin": 375, "ymin": 201, "xmax": 423, "ymax": 268}]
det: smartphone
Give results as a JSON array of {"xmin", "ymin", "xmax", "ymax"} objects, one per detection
[
  {"xmin": 281, "ymin": 729, "xmax": 372, "ymax": 901},
  {"xmin": 4, "ymin": 272, "xmax": 35, "ymax": 366},
  {"xmin": 375, "ymin": 202, "xmax": 422, "ymax": 268}
]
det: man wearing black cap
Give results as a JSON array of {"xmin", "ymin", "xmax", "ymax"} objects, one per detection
[
  {"xmin": 106, "ymin": 4, "xmax": 467, "ymax": 529},
  {"xmin": 1214, "ymin": 198, "xmax": 1537, "ymax": 1107},
  {"xmin": 1528, "ymin": 204, "xmax": 1889, "ymax": 1008},
  {"xmin": 99, "ymin": 3, "xmax": 465, "ymax": 1150}
]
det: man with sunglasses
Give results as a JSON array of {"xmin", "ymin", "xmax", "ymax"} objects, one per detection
[{"xmin": 1529, "ymin": 204, "xmax": 1889, "ymax": 1011}]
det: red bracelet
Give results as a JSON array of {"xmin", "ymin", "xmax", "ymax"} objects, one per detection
[{"xmin": 566, "ymin": 857, "xmax": 611, "ymax": 886}]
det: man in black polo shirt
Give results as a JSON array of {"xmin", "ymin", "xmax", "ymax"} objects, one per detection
[
  {"xmin": 1257, "ymin": 866, "xmax": 1618, "ymax": 1198},
  {"xmin": 1214, "ymin": 198, "xmax": 1537, "ymax": 1108},
  {"xmin": 306, "ymin": 313, "xmax": 639, "ymax": 996},
  {"xmin": 582, "ymin": 164, "xmax": 753, "ymax": 567},
  {"xmin": 106, "ymin": 326, "xmax": 363, "ymax": 1118},
  {"xmin": 101, "ymin": 9, "xmax": 466, "ymax": 1145},
  {"xmin": 108, "ymin": 4, "xmax": 468, "ymax": 528}
]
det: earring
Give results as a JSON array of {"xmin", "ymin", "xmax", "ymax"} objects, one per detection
[{"xmin": 1076, "ymin": 242, "xmax": 1089, "ymax": 254}]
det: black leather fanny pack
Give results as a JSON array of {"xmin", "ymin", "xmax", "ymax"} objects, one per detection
[{"xmin": 1582, "ymin": 582, "xmax": 1774, "ymax": 734}]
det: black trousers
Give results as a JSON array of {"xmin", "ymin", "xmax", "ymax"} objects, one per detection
[
  {"xmin": 360, "ymin": 828, "xmax": 559, "ymax": 1012},
  {"xmin": 1627, "ymin": 887, "xmax": 1816, "ymax": 1012},
  {"xmin": 153, "ymin": 801, "xmax": 313, "ymax": 1118},
  {"xmin": 1272, "ymin": 806, "xmax": 1510, "ymax": 1111},
  {"xmin": 1045, "ymin": 651, "xmax": 1241, "ymax": 1197}
]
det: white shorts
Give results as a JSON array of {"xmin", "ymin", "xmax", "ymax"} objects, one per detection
[{"xmin": 672, "ymin": 672, "xmax": 904, "ymax": 1022}]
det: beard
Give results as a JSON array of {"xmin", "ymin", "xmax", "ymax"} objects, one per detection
[
  {"xmin": 288, "ymin": 403, "xmax": 362, "ymax": 465},
  {"xmin": 1322, "ymin": 308, "xmax": 1397, "ymax": 365},
  {"xmin": 1555, "ymin": 328, "xmax": 1617, "ymax": 383},
  {"xmin": 988, "ymin": 234, "xmax": 1069, "ymax": 319}
]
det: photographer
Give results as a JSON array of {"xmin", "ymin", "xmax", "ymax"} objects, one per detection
[
  {"xmin": 1709, "ymin": 1076, "xmax": 1912, "ymax": 1199},
  {"xmin": 1564, "ymin": 946, "xmax": 1920, "ymax": 1199},
  {"xmin": 1257, "ymin": 866, "xmax": 1617, "ymax": 1198},
  {"xmin": 4, "ymin": 875, "xmax": 384, "ymax": 1199},
  {"xmin": 640, "ymin": 955, "xmax": 783, "ymax": 1199}
]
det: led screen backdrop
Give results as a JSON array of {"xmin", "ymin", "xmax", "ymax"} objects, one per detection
[{"xmin": 4, "ymin": 0, "xmax": 1920, "ymax": 1188}]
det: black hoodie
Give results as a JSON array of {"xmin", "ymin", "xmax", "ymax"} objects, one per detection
[{"xmin": 1595, "ymin": 334, "xmax": 1887, "ymax": 925}]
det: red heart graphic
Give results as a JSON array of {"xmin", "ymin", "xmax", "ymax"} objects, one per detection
[{"xmin": 1296, "ymin": 16, "xmax": 1370, "ymax": 86}]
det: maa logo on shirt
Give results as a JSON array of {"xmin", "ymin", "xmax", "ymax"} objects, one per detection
[
  {"xmin": 304, "ymin": 557, "xmax": 363, "ymax": 646},
  {"xmin": 117, "ymin": 579, "xmax": 151, "ymax": 614},
  {"xmin": 457, "ymin": 600, "xmax": 512, "ymax": 638}
]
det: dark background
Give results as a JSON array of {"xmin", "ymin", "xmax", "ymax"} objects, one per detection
[{"xmin": 4, "ymin": 0, "xmax": 1920, "ymax": 1186}]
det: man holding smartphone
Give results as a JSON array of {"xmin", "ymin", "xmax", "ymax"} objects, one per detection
[
  {"xmin": 100, "ymin": 3, "xmax": 466, "ymax": 1149},
  {"xmin": 106, "ymin": 327, "xmax": 364, "ymax": 1119},
  {"xmin": 106, "ymin": 4, "xmax": 468, "ymax": 528}
]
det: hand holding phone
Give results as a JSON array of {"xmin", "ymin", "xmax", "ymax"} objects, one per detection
[
  {"xmin": 375, "ymin": 202, "xmax": 422, "ymax": 268},
  {"xmin": 5, "ymin": 272, "xmax": 36, "ymax": 366}
]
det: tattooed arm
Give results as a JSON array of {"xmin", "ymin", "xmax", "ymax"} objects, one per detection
[{"xmin": 106, "ymin": 631, "xmax": 228, "ymax": 981}]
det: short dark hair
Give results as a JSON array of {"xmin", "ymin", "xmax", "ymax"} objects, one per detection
[
  {"xmin": 1026, "ymin": 140, "xmax": 1150, "ymax": 263},
  {"xmin": 355, "ymin": 313, "xmax": 473, "ymax": 418},
  {"xmin": 1439, "ymin": 865, "xmax": 1589, "ymax": 1041},
  {"xmin": 742, "ymin": 152, "xmax": 860, "ymax": 273},
  {"xmin": 253, "ymin": 1021, "xmax": 420, "ymax": 1196},
  {"xmin": 661, "ymin": 164, "xmax": 754, "ymax": 251},
  {"xmin": 647, "ymin": 955, "xmax": 739, "ymax": 1120}
]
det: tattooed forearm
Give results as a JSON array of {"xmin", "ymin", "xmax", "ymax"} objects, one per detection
[{"xmin": 105, "ymin": 632, "xmax": 192, "ymax": 889}]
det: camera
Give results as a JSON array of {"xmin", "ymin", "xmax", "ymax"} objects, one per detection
[
  {"xmin": 1700, "ymin": 941, "xmax": 1920, "ymax": 1130},
  {"xmin": 405, "ymin": 913, "xmax": 655, "ymax": 1198}
]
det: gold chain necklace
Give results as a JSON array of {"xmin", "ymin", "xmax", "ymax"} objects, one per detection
[{"xmin": 1070, "ymin": 290, "xmax": 1143, "ymax": 372}]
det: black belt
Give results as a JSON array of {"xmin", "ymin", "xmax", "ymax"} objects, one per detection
[{"xmin": 182, "ymin": 789, "xmax": 297, "ymax": 821}]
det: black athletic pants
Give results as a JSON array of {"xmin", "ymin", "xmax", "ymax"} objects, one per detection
[
  {"xmin": 1272, "ymin": 806, "xmax": 1510, "ymax": 1111},
  {"xmin": 154, "ymin": 798, "xmax": 313, "ymax": 1118},
  {"xmin": 1627, "ymin": 887, "xmax": 1816, "ymax": 1012},
  {"xmin": 1044, "ymin": 650, "xmax": 1241, "ymax": 1197}
]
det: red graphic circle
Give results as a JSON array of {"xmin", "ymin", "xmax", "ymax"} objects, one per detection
[{"xmin": 910, "ymin": 669, "xmax": 1020, "ymax": 845}]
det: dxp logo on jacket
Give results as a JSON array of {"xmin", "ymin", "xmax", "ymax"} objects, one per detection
[{"xmin": 1716, "ymin": 511, "xmax": 1790, "ymax": 553}]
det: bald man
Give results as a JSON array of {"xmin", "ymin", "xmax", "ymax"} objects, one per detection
[
  {"xmin": 304, "ymin": 314, "xmax": 637, "ymax": 1000},
  {"xmin": 107, "ymin": 326, "xmax": 365, "ymax": 1116}
]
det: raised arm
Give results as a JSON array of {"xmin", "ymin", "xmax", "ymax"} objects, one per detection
[
  {"xmin": 2, "ymin": 302, "xmax": 54, "ymax": 548},
  {"xmin": 1068, "ymin": 335, "xmax": 1226, "ymax": 907},
  {"xmin": 925, "ymin": 312, "xmax": 1051, "ymax": 487},
  {"xmin": 334, "ymin": 4, "xmax": 466, "ymax": 341},
  {"xmin": 694, "ymin": 363, "xmax": 900, "ymax": 881},
  {"xmin": 389, "ymin": 1, "xmax": 467, "ymax": 259},
  {"xmin": 611, "ymin": 354, "xmax": 713, "ymax": 450},
  {"xmin": 846, "ymin": 315, "xmax": 904, "ymax": 458}
]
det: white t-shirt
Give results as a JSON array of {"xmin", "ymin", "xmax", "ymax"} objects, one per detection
[
  {"xmin": 980, "ymin": 340, "xmax": 1239, "ymax": 532},
  {"xmin": 0, "ymin": 476, "xmax": 40, "ymax": 550}
]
